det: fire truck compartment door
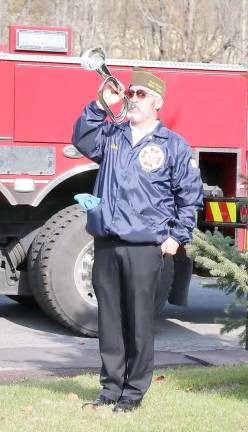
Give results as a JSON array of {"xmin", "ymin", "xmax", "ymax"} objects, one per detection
[{"xmin": 14, "ymin": 64, "xmax": 106, "ymax": 144}]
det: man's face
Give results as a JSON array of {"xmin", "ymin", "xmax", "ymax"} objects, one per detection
[{"xmin": 126, "ymin": 86, "xmax": 161, "ymax": 124}]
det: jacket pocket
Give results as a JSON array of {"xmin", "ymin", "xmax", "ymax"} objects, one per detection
[{"xmin": 86, "ymin": 203, "xmax": 105, "ymax": 237}]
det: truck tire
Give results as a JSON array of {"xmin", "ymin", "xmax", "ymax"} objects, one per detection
[
  {"xmin": 28, "ymin": 204, "xmax": 82, "ymax": 281},
  {"xmin": 29, "ymin": 205, "xmax": 98, "ymax": 336}
]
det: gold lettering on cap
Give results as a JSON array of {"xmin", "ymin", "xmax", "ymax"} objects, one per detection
[{"xmin": 148, "ymin": 79, "xmax": 162, "ymax": 93}]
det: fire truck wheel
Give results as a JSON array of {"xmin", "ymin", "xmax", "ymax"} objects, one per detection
[
  {"xmin": 28, "ymin": 204, "xmax": 83, "ymax": 309},
  {"xmin": 28, "ymin": 204, "xmax": 82, "ymax": 276},
  {"xmin": 29, "ymin": 205, "xmax": 98, "ymax": 336}
]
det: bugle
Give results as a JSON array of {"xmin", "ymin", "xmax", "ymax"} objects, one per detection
[{"xmin": 80, "ymin": 47, "xmax": 130, "ymax": 123}]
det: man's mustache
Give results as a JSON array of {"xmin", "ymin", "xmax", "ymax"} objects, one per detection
[{"xmin": 128, "ymin": 103, "xmax": 139, "ymax": 112}]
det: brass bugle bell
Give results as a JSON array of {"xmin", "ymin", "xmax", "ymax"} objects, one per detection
[{"xmin": 80, "ymin": 47, "xmax": 130, "ymax": 123}]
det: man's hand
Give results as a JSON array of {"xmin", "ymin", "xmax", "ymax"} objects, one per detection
[
  {"xmin": 97, "ymin": 83, "xmax": 124, "ymax": 109},
  {"xmin": 161, "ymin": 237, "xmax": 180, "ymax": 256}
]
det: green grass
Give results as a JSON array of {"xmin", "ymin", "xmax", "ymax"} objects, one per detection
[{"xmin": 0, "ymin": 366, "xmax": 248, "ymax": 432}]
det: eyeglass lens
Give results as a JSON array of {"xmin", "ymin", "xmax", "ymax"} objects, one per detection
[{"xmin": 125, "ymin": 89, "xmax": 148, "ymax": 99}]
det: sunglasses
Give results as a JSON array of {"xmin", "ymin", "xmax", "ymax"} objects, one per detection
[{"xmin": 125, "ymin": 89, "xmax": 152, "ymax": 99}]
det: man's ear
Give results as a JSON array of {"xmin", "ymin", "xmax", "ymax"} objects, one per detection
[
  {"xmin": 153, "ymin": 97, "xmax": 163, "ymax": 111},
  {"xmin": 155, "ymin": 97, "xmax": 163, "ymax": 111}
]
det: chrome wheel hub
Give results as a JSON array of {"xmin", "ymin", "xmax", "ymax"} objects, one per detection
[{"xmin": 74, "ymin": 240, "xmax": 97, "ymax": 307}]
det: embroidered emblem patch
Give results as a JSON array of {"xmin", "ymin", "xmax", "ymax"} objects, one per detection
[{"xmin": 139, "ymin": 144, "xmax": 164, "ymax": 171}]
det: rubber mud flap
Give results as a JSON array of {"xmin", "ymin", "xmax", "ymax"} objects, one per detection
[{"xmin": 168, "ymin": 247, "xmax": 193, "ymax": 306}]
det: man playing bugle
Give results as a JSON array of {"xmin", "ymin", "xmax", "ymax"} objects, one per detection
[{"xmin": 72, "ymin": 68, "xmax": 203, "ymax": 412}]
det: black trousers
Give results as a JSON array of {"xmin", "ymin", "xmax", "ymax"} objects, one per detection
[{"xmin": 92, "ymin": 237, "xmax": 163, "ymax": 401}]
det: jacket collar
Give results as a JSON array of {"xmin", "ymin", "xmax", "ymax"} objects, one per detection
[
  {"xmin": 115, "ymin": 121, "xmax": 132, "ymax": 144},
  {"xmin": 153, "ymin": 121, "xmax": 169, "ymax": 139}
]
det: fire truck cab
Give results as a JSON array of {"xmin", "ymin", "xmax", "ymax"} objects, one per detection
[{"xmin": 0, "ymin": 25, "xmax": 247, "ymax": 335}]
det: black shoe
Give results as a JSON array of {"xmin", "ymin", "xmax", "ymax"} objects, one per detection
[
  {"xmin": 82, "ymin": 395, "xmax": 115, "ymax": 409},
  {"xmin": 113, "ymin": 396, "xmax": 142, "ymax": 413}
]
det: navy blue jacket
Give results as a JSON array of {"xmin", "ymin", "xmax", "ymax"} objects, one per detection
[{"xmin": 72, "ymin": 101, "xmax": 203, "ymax": 245}]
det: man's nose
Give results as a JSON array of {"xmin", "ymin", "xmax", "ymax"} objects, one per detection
[{"xmin": 131, "ymin": 94, "xmax": 139, "ymax": 103}]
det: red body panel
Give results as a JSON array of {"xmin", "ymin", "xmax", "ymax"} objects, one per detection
[
  {"xmin": 0, "ymin": 62, "xmax": 15, "ymax": 137},
  {"xmin": 162, "ymin": 71, "xmax": 247, "ymax": 150}
]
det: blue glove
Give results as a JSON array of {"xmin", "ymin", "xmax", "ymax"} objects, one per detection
[{"xmin": 74, "ymin": 193, "xmax": 101, "ymax": 211}]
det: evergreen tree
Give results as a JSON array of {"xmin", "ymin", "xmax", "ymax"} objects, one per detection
[{"xmin": 187, "ymin": 228, "xmax": 248, "ymax": 348}]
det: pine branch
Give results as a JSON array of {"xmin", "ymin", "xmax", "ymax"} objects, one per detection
[
  {"xmin": 187, "ymin": 227, "xmax": 248, "ymax": 347},
  {"xmin": 189, "ymin": 229, "xmax": 248, "ymax": 293}
]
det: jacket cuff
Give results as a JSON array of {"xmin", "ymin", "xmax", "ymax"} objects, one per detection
[
  {"xmin": 170, "ymin": 222, "xmax": 192, "ymax": 245},
  {"xmin": 88, "ymin": 101, "xmax": 107, "ymax": 117},
  {"xmin": 169, "ymin": 235, "xmax": 182, "ymax": 246}
]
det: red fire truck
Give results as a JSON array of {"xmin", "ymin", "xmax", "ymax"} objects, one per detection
[{"xmin": 0, "ymin": 25, "xmax": 247, "ymax": 336}]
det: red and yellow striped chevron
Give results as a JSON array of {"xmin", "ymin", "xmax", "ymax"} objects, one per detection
[{"xmin": 205, "ymin": 201, "xmax": 237, "ymax": 223}]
